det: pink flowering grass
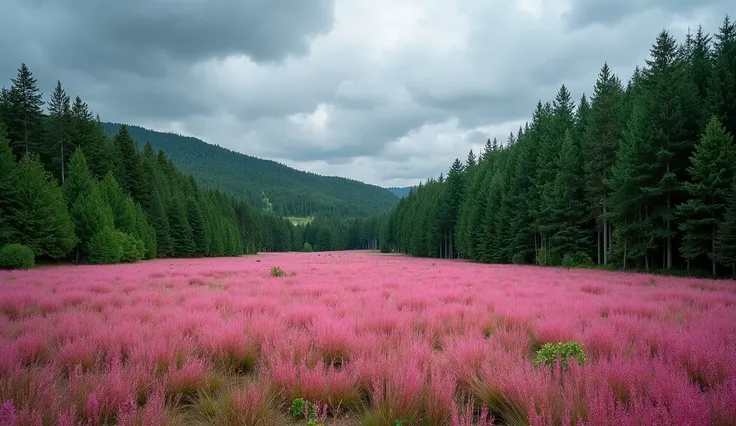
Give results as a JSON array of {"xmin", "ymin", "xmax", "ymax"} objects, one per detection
[{"xmin": 0, "ymin": 252, "xmax": 735, "ymax": 424}]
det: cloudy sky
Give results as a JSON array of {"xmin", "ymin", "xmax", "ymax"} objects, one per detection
[{"xmin": 0, "ymin": 0, "xmax": 731, "ymax": 187}]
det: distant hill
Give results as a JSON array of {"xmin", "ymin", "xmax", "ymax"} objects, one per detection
[
  {"xmin": 387, "ymin": 186, "xmax": 415, "ymax": 198},
  {"xmin": 102, "ymin": 123, "xmax": 399, "ymax": 217}
]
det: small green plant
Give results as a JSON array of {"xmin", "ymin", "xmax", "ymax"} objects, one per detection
[
  {"xmin": 562, "ymin": 252, "xmax": 594, "ymax": 268},
  {"xmin": 302, "ymin": 242, "xmax": 313, "ymax": 252},
  {"xmin": 534, "ymin": 341, "xmax": 586, "ymax": 368},
  {"xmin": 394, "ymin": 420, "xmax": 407, "ymax": 426},
  {"xmin": 291, "ymin": 397, "xmax": 306, "ymax": 418},
  {"xmin": 271, "ymin": 266, "xmax": 286, "ymax": 277},
  {"xmin": 0, "ymin": 243, "xmax": 35, "ymax": 269}
]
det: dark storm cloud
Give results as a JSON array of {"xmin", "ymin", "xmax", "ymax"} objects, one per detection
[
  {"xmin": 563, "ymin": 0, "xmax": 727, "ymax": 29},
  {"xmin": 1, "ymin": 0, "xmax": 334, "ymax": 76}
]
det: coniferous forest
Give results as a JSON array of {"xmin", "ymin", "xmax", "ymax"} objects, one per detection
[
  {"xmin": 380, "ymin": 18, "xmax": 736, "ymax": 277},
  {"xmin": 0, "ymin": 65, "xmax": 388, "ymax": 266}
]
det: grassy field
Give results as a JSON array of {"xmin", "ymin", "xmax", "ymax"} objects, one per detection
[
  {"xmin": 286, "ymin": 216, "xmax": 314, "ymax": 226},
  {"xmin": 0, "ymin": 251, "xmax": 735, "ymax": 425}
]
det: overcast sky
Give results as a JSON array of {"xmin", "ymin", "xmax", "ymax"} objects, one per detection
[{"xmin": 0, "ymin": 0, "xmax": 731, "ymax": 187}]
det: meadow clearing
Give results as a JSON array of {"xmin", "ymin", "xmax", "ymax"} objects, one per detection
[{"xmin": 0, "ymin": 251, "xmax": 735, "ymax": 425}]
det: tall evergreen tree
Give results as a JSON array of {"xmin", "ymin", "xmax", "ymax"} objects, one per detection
[
  {"xmin": 46, "ymin": 80, "xmax": 73, "ymax": 183},
  {"xmin": 548, "ymin": 130, "xmax": 591, "ymax": 257},
  {"xmin": 63, "ymin": 148, "xmax": 95, "ymax": 206},
  {"xmin": 13, "ymin": 153, "xmax": 77, "ymax": 258},
  {"xmin": 70, "ymin": 184, "xmax": 114, "ymax": 261},
  {"xmin": 676, "ymin": 116, "xmax": 736, "ymax": 274},
  {"xmin": 583, "ymin": 63, "xmax": 624, "ymax": 264},
  {"xmin": 1, "ymin": 64, "xmax": 45, "ymax": 157}
]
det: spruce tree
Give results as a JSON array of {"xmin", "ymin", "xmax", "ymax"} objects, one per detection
[
  {"xmin": 548, "ymin": 130, "xmax": 591, "ymax": 257},
  {"xmin": 46, "ymin": 80, "xmax": 73, "ymax": 183},
  {"xmin": 583, "ymin": 63, "xmax": 624, "ymax": 264},
  {"xmin": 13, "ymin": 153, "xmax": 77, "ymax": 258},
  {"xmin": 677, "ymin": 116, "xmax": 736, "ymax": 274},
  {"xmin": 187, "ymin": 197, "xmax": 208, "ymax": 255},
  {"xmin": 167, "ymin": 196, "xmax": 195, "ymax": 256},
  {"xmin": 70, "ymin": 184, "xmax": 114, "ymax": 260},
  {"xmin": 708, "ymin": 16, "xmax": 736, "ymax": 137},
  {"xmin": 63, "ymin": 148, "xmax": 94, "ymax": 206},
  {"xmin": 112, "ymin": 125, "xmax": 150, "ymax": 207},
  {"xmin": 1, "ymin": 64, "xmax": 45, "ymax": 158}
]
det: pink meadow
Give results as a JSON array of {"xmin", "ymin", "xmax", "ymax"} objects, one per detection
[{"xmin": 1, "ymin": 251, "xmax": 735, "ymax": 425}]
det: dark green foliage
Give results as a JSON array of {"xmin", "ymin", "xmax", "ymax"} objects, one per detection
[
  {"xmin": 677, "ymin": 116, "xmax": 736, "ymax": 273},
  {"xmin": 0, "ymin": 243, "xmax": 35, "ymax": 270},
  {"xmin": 88, "ymin": 228, "xmax": 123, "ymax": 264},
  {"xmin": 63, "ymin": 148, "xmax": 94, "ymax": 206},
  {"xmin": 102, "ymin": 123, "xmax": 399, "ymax": 218},
  {"xmin": 70, "ymin": 185, "xmax": 115, "ymax": 259},
  {"xmin": 377, "ymin": 16, "xmax": 736, "ymax": 277},
  {"xmin": 0, "ymin": 64, "xmax": 331, "ymax": 265},
  {"xmin": 0, "ymin": 127, "xmax": 20, "ymax": 245},
  {"xmin": 302, "ymin": 242, "xmax": 313, "ymax": 252},
  {"xmin": 534, "ymin": 341, "xmax": 587, "ymax": 369},
  {"xmin": 562, "ymin": 252, "xmax": 594, "ymax": 268},
  {"xmin": 13, "ymin": 153, "xmax": 77, "ymax": 259},
  {"xmin": 0, "ymin": 63, "xmax": 45, "ymax": 158},
  {"xmin": 117, "ymin": 231, "xmax": 145, "ymax": 263}
]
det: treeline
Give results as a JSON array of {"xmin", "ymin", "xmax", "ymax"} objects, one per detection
[
  {"xmin": 294, "ymin": 215, "xmax": 384, "ymax": 252},
  {"xmin": 380, "ymin": 17, "xmax": 736, "ymax": 277},
  {"xmin": 0, "ymin": 64, "xmax": 302, "ymax": 265},
  {"xmin": 101, "ymin": 123, "xmax": 400, "ymax": 218}
]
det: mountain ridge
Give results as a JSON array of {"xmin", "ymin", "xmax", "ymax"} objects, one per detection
[{"xmin": 102, "ymin": 122, "xmax": 399, "ymax": 218}]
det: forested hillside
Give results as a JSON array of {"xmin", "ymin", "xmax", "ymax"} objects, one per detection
[
  {"xmin": 102, "ymin": 123, "xmax": 399, "ymax": 218},
  {"xmin": 386, "ymin": 186, "xmax": 415, "ymax": 198},
  {"xmin": 0, "ymin": 65, "xmax": 305, "ymax": 265},
  {"xmin": 380, "ymin": 17, "xmax": 736, "ymax": 277}
]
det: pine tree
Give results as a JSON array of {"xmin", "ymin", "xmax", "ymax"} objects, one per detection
[
  {"xmin": 112, "ymin": 125, "xmax": 150, "ymax": 207},
  {"xmin": 187, "ymin": 197, "xmax": 208, "ymax": 255},
  {"xmin": 167, "ymin": 196, "xmax": 195, "ymax": 256},
  {"xmin": 13, "ymin": 153, "xmax": 77, "ymax": 258},
  {"xmin": 548, "ymin": 130, "xmax": 592, "ymax": 257},
  {"xmin": 98, "ymin": 172, "xmax": 136, "ymax": 233},
  {"xmin": 46, "ymin": 80, "xmax": 73, "ymax": 183},
  {"xmin": 1, "ymin": 64, "xmax": 45, "ymax": 158},
  {"xmin": 708, "ymin": 16, "xmax": 736, "ymax": 137},
  {"xmin": 715, "ymin": 173, "xmax": 736, "ymax": 276},
  {"xmin": 676, "ymin": 116, "xmax": 736, "ymax": 274},
  {"xmin": 70, "ymin": 184, "xmax": 114, "ymax": 260},
  {"xmin": 63, "ymin": 148, "xmax": 94, "ymax": 206},
  {"xmin": 583, "ymin": 63, "xmax": 624, "ymax": 264}
]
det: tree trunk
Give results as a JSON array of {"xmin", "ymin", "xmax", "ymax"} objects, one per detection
[
  {"xmin": 597, "ymin": 226, "xmax": 602, "ymax": 264},
  {"xmin": 449, "ymin": 227, "xmax": 453, "ymax": 260}
]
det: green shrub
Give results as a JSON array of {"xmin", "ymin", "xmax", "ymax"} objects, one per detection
[
  {"xmin": 302, "ymin": 242, "xmax": 313, "ymax": 252},
  {"xmin": 562, "ymin": 252, "xmax": 594, "ymax": 268},
  {"xmin": 511, "ymin": 252, "xmax": 525, "ymax": 265},
  {"xmin": 117, "ymin": 231, "xmax": 145, "ymax": 263},
  {"xmin": 88, "ymin": 228, "xmax": 123, "ymax": 264},
  {"xmin": 534, "ymin": 341, "xmax": 586, "ymax": 369},
  {"xmin": 536, "ymin": 248, "xmax": 551, "ymax": 266},
  {"xmin": 270, "ymin": 266, "xmax": 285, "ymax": 277},
  {"xmin": 0, "ymin": 243, "xmax": 35, "ymax": 269}
]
